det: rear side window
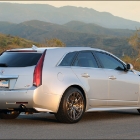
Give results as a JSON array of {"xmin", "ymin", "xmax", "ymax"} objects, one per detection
[
  {"xmin": 59, "ymin": 52, "xmax": 77, "ymax": 66},
  {"xmin": 73, "ymin": 51, "xmax": 98, "ymax": 68},
  {"xmin": 0, "ymin": 52, "xmax": 42, "ymax": 67}
]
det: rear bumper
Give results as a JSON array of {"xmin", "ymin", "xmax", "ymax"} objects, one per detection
[
  {"xmin": 0, "ymin": 86, "xmax": 61, "ymax": 113},
  {"xmin": 0, "ymin": 89, "xmax": 34, "ymax": 110}
]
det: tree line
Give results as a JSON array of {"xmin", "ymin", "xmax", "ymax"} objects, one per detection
[
  {"xmin": 0, "ymin": 31, "xmax": 140, "ymax": 70},
  {"xmin": 122, "ymin": 29, "xmax": 140, "ymax": 70}
]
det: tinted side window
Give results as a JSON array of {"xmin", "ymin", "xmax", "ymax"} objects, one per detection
[
  {"xmin": 0, "ymin": 52, "xmax": 42, "ymax": 67},
  {"xmin": 95, "ymin": 52, "xmax": 125, "ymax": 70},
  {"xmin": 59, "ymin": 52, "xmax": 76, "ymax": 66},
  {"xmin": 73, "ymin": 52, "xmax": 98, "ymax": 68}
]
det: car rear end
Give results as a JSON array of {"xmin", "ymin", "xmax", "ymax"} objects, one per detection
[
  {"xmin": 0, "ymin": 46, "xmax": 89, "ymax": 121},
  {"xmin": 0, "ymin": 48, "xmax": 45, "ymax": 114}
]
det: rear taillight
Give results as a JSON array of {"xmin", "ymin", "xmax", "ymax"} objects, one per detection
[{"xmin": 33, "ymin": 50, "xmax": 46, "ymax": 87}]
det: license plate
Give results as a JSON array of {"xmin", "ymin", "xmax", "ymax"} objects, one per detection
[{"xmin": 0, "ymin": 80, "xmax": 9, "ymax": 88}]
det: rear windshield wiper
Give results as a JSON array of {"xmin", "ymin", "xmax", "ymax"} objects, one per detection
[{"xmin": 0, "ymin": 63, "xmax": 8, "ymax": 67}]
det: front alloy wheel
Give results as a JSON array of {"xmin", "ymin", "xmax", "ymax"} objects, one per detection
[{"xmin": 55, "ymin": 87, "xmax": 85, "ymax": 123}]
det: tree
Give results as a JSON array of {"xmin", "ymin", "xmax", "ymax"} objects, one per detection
[
  {"xmin": 13, "ymin": 37, "xmax": 20, "ymax": 45},
  {"xmin": 0, "ymin": 38, "xmax": 7, "ymax": 47},
  {"xmin": 125, "ymin": 29, "xmax": 140, "ymax": 70},
  {"xmin": 45, "ymin": 38, "xmax": 65, "ymax": 47},
  {"xmin": 129, "ymin": 29, "xmax": 140, "ymax": 56}
]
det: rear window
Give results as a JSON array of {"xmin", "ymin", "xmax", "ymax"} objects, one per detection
[{"xmin": 0, "ymin": 52, "xmax": 42, "ymax": 67}]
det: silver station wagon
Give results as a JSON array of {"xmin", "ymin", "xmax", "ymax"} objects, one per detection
[{"xmin": 0, "ymin": 46, "xmax": 140, "ymax": 123}]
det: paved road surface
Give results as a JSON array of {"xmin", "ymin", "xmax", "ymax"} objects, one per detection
[{"xmin": 0, "ymin": 109, "xmax": 140, "ymax": 139}]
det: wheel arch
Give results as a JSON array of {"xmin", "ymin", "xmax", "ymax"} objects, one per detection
[
  {"xmin": 57, "ymin": 84, "xmax": 88, "ymax": 113},
  {"xmin": 68, "ymin": 85, "xmax": 86, "ymax": 101}
]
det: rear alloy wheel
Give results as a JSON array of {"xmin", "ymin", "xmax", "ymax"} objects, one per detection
[
  {"xmin": 0, "ymin": 110, "xmax": 20, "ymax": 119},
  {"xmin": 55, "ymin": 87, "xmax": 85, "ymax": 123}
]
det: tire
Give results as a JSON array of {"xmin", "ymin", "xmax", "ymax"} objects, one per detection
[
  {"xmin": 0, "ymin": 110, "xmax": 20, "ymax": 119},
  {"xmin": 137, "ymin": 109, "xmax": 140, "ymax": 114},
  {"xmin": 55, "ymin": 87, "xmax": 86, "ymax": 123}
]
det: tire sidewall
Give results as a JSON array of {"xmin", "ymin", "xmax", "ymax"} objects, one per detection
[{"xmin": 62, "ymin": 87, "xmax": 86, "ymax": 123}]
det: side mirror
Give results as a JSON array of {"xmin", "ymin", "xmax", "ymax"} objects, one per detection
[{"xmin": 126, "ymin": 63, "xmax": 133, "ymax": 70}]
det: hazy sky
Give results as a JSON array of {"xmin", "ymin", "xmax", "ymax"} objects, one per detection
[{"xmin": 1, "ymin": 1, "xmax": 140, "ymax": 22}]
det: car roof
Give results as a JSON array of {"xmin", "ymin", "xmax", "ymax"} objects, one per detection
[
  {"xmin": 7, "ymin": 46, "xmax": 125, "ymax": 65},
  {"xmin": 8, "ymin": 46, "xmax": 107, "ymax": 53}
]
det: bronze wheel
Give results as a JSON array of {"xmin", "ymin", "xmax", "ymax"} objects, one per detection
[
  {"xmin": 55, "ymin": 87, "xmax": 85, "ymax": 123},
  {"xmin": 66, "ymin": 91, "xmax": 84, "ymax": 121}
]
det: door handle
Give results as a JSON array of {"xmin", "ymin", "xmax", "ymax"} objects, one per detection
[
  {"xmin": 81, "ymin": 73, "xmax": 90, "ymax": 78},
  {"xmin": 109, "ymin": 76, "xmax": 117, "ymax": 80}
]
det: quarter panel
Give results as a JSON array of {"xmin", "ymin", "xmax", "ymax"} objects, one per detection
[
  {"xmin": 40, "ymin": 66, "xmax": 89, "ymax": 112},
  {"xmin": 42, "ymin": 67, "xmax": 86, "ymax": 95}
]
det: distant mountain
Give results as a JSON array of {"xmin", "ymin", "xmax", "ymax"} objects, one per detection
[
  {"xmin": 0, "ymin": 20, "xmax": 135, "ymax": 40},
  {"xmin": 0, "ymin": 21, "xmax": 16, "ymax": 33},
  {"xmin": 0, "ymin": 3, "xmax": 140, "ymax": 29},
  {"xmin": 64, "ymin": 21, "xmax": 134, "ymax": 37},
  {"xmin": 0, "ymin": 20, "xmax": 135, "ymax": 57}
]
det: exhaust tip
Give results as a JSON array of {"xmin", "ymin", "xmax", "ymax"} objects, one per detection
[{"xmin": 20, "ymin": 104, "xmax": 27, "ymax": 111}]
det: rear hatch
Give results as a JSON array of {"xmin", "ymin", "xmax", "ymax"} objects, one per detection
[{"xmin": 0, "ymin": 51, "xmax": 42, "ymax": 90}]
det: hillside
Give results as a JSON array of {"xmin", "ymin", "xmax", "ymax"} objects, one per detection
[
  {"xmin": 0, "ymin": 3, "xmax": 140, "ymax": 29},
  {"xmin": 0, "ymin": 32, "xmax": 136, "ymax": 58},
  {"xmin": 0, "ymin": 20, "xmax": 135, "ymax": 39},
  {"xmin": 0, "ymin": 33, "xmax": 39, "ymax": 52},
  {"xmin": 0, "ymin": 20, "xmax": 135, "ymax": 38},
  {"xmin": 0, "ymin": 20, "xmax": 135, "ymax": 57},
  {"xmin": 64, "ymin": 21, "xmax": 134, "ymax": 37}
]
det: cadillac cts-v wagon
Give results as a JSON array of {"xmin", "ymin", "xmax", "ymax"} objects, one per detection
[{"xmin": 0, "ymin": 46, "xmax": 140, "ymax": 123}]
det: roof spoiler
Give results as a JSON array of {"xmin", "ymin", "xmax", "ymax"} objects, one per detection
[{"xmin": 32, "ymin": 45, "xmax": 38, "ymax": 50}]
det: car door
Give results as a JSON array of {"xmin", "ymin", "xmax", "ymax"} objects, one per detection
[
  {"xmin": 71, "ymin": 51, "xmax": 109, "ymax": 107},
  {"xmin": 94, "ymin": 51, "xmax": 140, "ymax": 106}
]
